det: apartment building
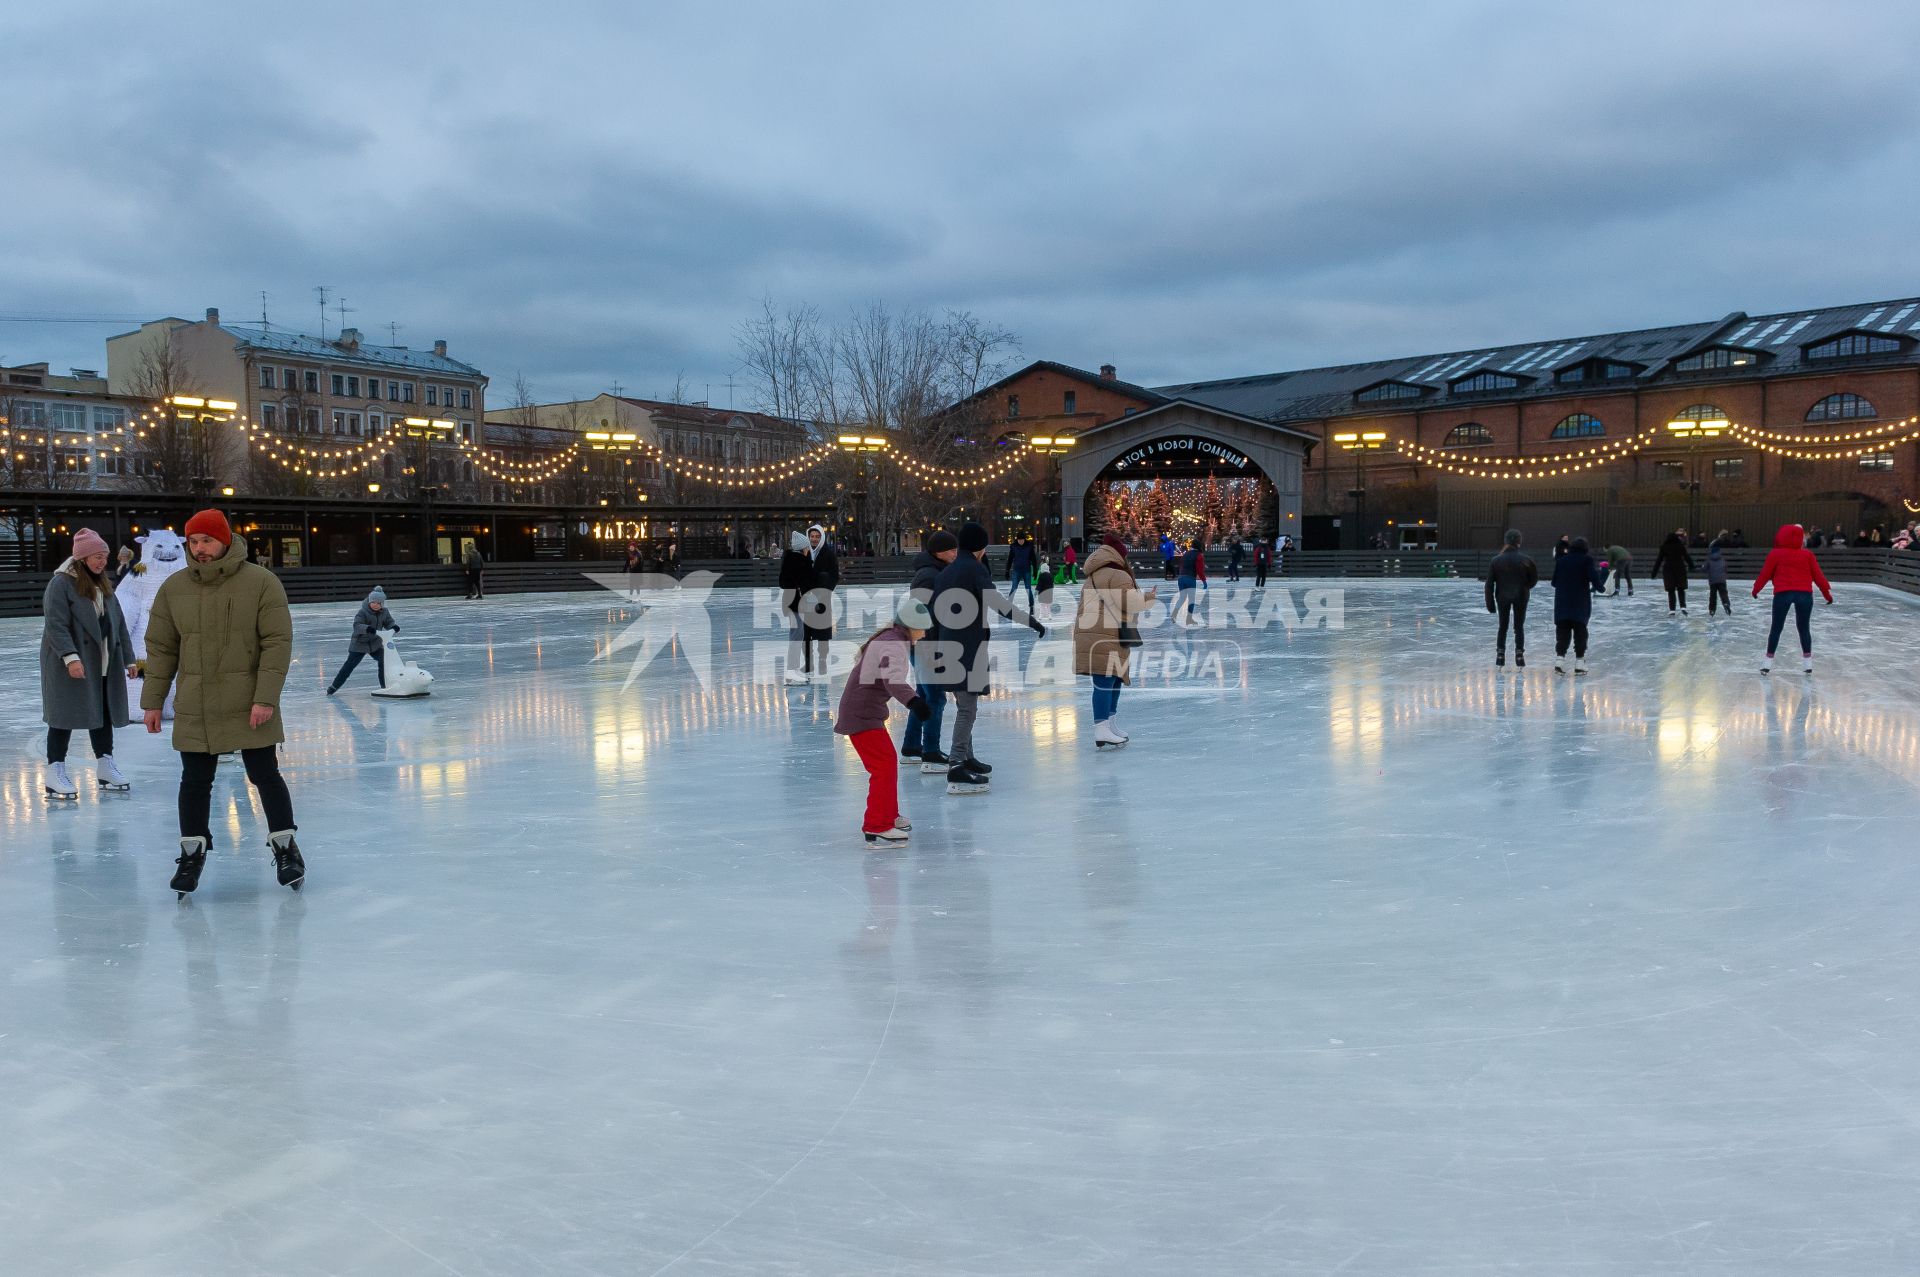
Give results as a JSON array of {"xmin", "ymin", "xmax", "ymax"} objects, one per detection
[{"xmin": 1, "ymin": 362, "xmax": 150, "ymax": 489}]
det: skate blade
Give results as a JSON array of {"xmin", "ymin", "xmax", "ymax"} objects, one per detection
[
  {"xmin": 44, "ymin": 789, "xmax": 77, "ymax": 801},
  {"xmin": 920, "ymin": 763, "xmax": 949, "ymax": 775},
  {"xmin": 1095, "ymin": 740, "xmax": 1129, "ymax": 750},
  {"xmin": 97, "ymin": 782, "xmax": 130, "ymax": 792},
  {"xmin": 946, "ymin": 782, "xmax": 989, "ymax": 795}
]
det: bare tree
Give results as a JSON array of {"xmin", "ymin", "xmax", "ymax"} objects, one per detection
[
  {"xmin": 122, "ymin": 342, "xmax": 236, "ymax": 495},
  {"xmin": 508, "ymin": 372, "xmax": 540, "ymax": 427}
]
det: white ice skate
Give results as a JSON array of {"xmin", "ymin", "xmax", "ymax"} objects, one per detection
[
  {"xmin": 1094, "ymin": 720, "xmax": 1129, "ymax": 749},
  {"xmin": 96, "ymin": 756, "xmax": 129, "ymax": 792},
  {"xmin": 1760, "ymin": 655, "xmax": 1773, "ymax": 674},
  {"xmin": 864, "ymin": 826, "xmax": 910, "ymax": 846},
  {"xmin": 370, "ymin": 637, "xmax": 434, "ymax": 699},
  {"xmin": 893, "ymin": 816, "xmax": 912, "ymax": 832},
  {"xmin": 1553, "ymin": 658, "xmax": 1566, "ymax": 674},
  {"xmin": 44, "ymin": 760, "xmax": 77, "ymax": 801},
  {"xmin": 1802, "ymin": 655, "xmax": 1813, "ymax": 675},
  {"xmin": 783, "ymin": 668, "xmax": 809, "ymax": 686},
  {"xmin": 1574, "ymin": 658, "xmax": 1588, "ymax": 675}
]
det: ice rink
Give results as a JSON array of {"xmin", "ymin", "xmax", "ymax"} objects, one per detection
[{"xmin": 4, "ymin": 574, "xmax": 1920, "ymax": 1275}]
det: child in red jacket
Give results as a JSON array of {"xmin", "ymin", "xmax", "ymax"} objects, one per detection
[
  {"xmin": 1752, "ymin": 522, "xmax": 1833, "ymax": 674},
  {"xmin": 836, "ymin": 597, "xmax": 933, "ymax": 844}
]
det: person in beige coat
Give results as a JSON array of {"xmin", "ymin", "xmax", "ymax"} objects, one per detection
[
  {"xmin": 1073, "ymin": 534, "xmax": 1156, "ymax": 749},
  {"xmin": 140, "ymin": 509, "xmax": 303, "ymax": 897}
]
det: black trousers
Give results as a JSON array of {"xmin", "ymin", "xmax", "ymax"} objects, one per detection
[
  {"xmin": 1496, "ymin": 597, "xmax": 1528, "ymax": 654},
  {"xmin": 179, "ymin": 746, "xmax": 295, "ymax": 842},
  {"xmin": 48, "ymin": 672, "xmax": 114, "ymax": 763},
  {"xmin": 466, "ymin": 567, "xmax": 484, "ymax": 598},
  {"xmin": 1253, "ymin": 563, "xmax": 1268, "ymax": 586},
  {"xmin": 1709, "ymin": 582, "xmax": 1732, "ymax": 614},
  {"xmin": 1665, "ymin": 584, "xmax": 1687, "ymax": 610},
  {"xmin": 1554, "ymin": 620, "xmax": 1589, "ymax": 657},
  {"xmin": 329, "ymin": 646, "xmax": 385, "ymax": 691}
]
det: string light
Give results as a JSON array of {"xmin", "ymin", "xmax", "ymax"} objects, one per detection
[{"xmin": 885, "ymin": 443, "xmax": 1035, "ymax": 487}]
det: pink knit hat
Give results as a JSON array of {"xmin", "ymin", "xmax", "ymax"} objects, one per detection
[{"xmin": 71, "ymin": 528, "xmax": 108, "ymax": 560}]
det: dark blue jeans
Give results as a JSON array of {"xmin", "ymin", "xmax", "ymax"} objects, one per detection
[
  {"xmin": 1009, "ymin": 571, "xmax": 1035, "ymax": 611},
  {"xmin": 1766, "ymin": 591, "xmax": 1813, "ymax": 655},
  {"xmin": 899, "ymin": 649, "xmax": 946, "ymax": 755},
  {"xmin": 1091, "ymin": 674, "xmax": 1121, "ymax": 722}
]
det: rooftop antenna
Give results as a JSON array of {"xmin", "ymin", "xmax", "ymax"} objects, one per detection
[
  {"xmin": 314, "ymin": 286, "xmax": 331, "ymax": 339},
  {"xmin": 724, "ymin": 373, "xmax": 736, "ymax": 409},
  {"xmin": 260, "ymin": 290, "xmax": 270, "ymax": 331},
  {"xmin": 336, "ymin": 296, "xmax": 355, "ymax": 335},
  {"xmin": 387, "ymin": 321, "xmax": 401, "ymax": 345}
]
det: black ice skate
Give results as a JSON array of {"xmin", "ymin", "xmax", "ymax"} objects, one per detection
[
  {"xmin": 172, "ymin": 837, "xmax": 208, "ymax": 899},
  {"xmin": 269, "ymin": 831, "xmax": 305, "ymax": 890},
  {"xmin": 919, "ymin": 749, "xmax": 950, "ymax": 775},
  {"xmin": 946, "ymin": 761, "xmax": 990, "ymax": 796}
]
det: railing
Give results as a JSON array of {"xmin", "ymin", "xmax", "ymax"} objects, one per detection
[{"xmin": 4, "ymin": 548, "xmax": 1916, "ymax": 619}]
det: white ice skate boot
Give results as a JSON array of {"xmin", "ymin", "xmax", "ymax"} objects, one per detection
[
  {"xmin": 1553, "ymin": 657, "xmax": 1566, "ymax": 674},
  {"xmin": 1802, "ymin": 654, "xmax": 1813, "ymax": 675},
  {"xmin": 96, "ymin": 756, "xmax": 129, "ymax": 792},
  {"xmin": 1094, "ymin": 720, "xmax": 1129, "ymax": 749},
  {"xmin": 864, "ymin": 826, "xmax": 910, "ymax": 846},
  {"xmin": 893, "ymin": 815, "xmax": 912, "ymax": 832},
  {"xmin": 783, "ymin": 667, "xmax": 809, "ymax": 686},
  {"xmin": 1574, "ymin": 658, "xmax": 1588, "ymax": 675},
  {"xmin": 1760, "ymin": 654, "xmax": 1773, "ymax": 674},
  {"xmin": 44, "ymin": 760, "xmax": 77, "ymax": 801}
]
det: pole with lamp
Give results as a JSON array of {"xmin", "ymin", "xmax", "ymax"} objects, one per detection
[
  {"xmin": 584, "ymin": 429, "xmax": 639, "ymax": 559},
  {"xmin": 1030, "ymin": 435, "xmax": 1077, "ymax": 554},
  {"xmin": 1332, "ymin": 430, "xmax": 1387, "ymax": 550},
  {"xmin": 1665, "ymin": 411, "xmax": 1729, "ymax": 540},
  {"xmin": 167, "ymin": 395, "xmax": 238, "ymax": 506},
  {"xmin": 400, "ymin": 417, "xmax": 453, "ymax": 562},
  {"xmin": 835, "ymin": 434, "xmax": 888, "ymax": 555},
  {"xmin": 366, "ymin": 481, "xmax": 382, "ymax": 564}
]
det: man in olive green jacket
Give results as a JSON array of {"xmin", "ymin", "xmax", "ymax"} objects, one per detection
[{"xmin": 142, "ymin": 509, "xmax": 305, "ymax": 896}]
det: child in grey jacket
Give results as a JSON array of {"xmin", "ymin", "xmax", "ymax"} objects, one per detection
[
  {"xmin": 327, "ymin": 586, "xmax": 399, "ymax": 693},
  {"xmin": 836, "ymin": 597, "xmax": 933, "ymax": 845}
]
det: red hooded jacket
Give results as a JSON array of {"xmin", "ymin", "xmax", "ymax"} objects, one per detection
[{"xmin": 1751, "ymin": 524, "xmax": 1833, "ymax": 602}]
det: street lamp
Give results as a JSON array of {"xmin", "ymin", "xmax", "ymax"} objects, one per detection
[
  {"xmin": 835, "ymin": 434, "xmax": 888, "ymax": 555},
  {"xmin": 1666, "ymin": 413, "xmax": 1728, "ymax": 541},
  {"xmin": 1031, "ymin": 435, "xmax": 1077, "ymax": 551},
  {"xmin": 1333, "ymin": 431, "xmax": 1387, "ymax": 550}
]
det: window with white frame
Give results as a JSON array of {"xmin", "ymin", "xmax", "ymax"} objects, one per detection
[
  {"xmin": 305, "ymin": 407, "xmax": 321, "ymax": 431},
  {"xmin": 283, "ymin": 367, "xmax": 298, "ymax": 390},
  {"xmin": 50, "ymin": 403, "xmax": 86, "ymax": 431},
  {"xmin": 1711, "ymin": 457, "xmax": 1745, "ymax": 480},
  {"xmin": 387, "ymin": 380, "xmax": 400, "ymax": 399},
  {"xmin": 332, "ymin": 374, "xmax": 345, "ymax": 396},
  {"xmin": 332, "ymin": 410, "xmax": 346, "ymax": 435},
  {"xmin": 1859, "ymin": 451, "xmax": 1895, "ymax": 471},
  {"xmin": 349, "ymin": 412, "xmax": 362, "ymax": 437},
  {"xmin": 459, "ymin": 388, "xmax": 472, "ymax": 410},
  {"xmin": 1806, "ymin": 393, "xmax": 1876, "ymax": 421},
  {"xmin": 442, "ymin": 386, "xmax": 454, "ymax": 405},
  {"xmin": 262, "ymin": 404, "xmax": 277, "ymax": 427},
  {"xmin": 259, "ymin": 366, "xmax": 275, "ymax": 388},
  {"xmin": 92, "ymin": 406, "xmax": 124, "ymax": 430},
  {"xmin": 347, "ymin": 375, "xmax": 360, "ymax": 397},
  {"xmin": 368, "ymin": 413, "xmax": 381, "ymax": 433},
  {"xmin": 426, "ymin": 385, "xmax": 438, "ymax": 406},
  {"xmin": 304, "ymin": 370, "xmax": 319, "ymax": 393}
]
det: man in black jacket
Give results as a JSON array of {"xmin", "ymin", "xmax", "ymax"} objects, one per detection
[
  {"xmin": 928, "ymin": 522, "xmax": 1045, "ymax": 791},
  {"xmin": 901, "ymin": 530, "xmax": 959, "ymax": 766},
  {"xmin": 1484, "ymin": 530, "xmax": 1538, "ymax": 668}
]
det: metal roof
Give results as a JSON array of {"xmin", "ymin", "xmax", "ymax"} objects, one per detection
[
  {"xmin": 218, "ymin": 325, "xmax": 486, "ymax": 378},
  {"xmin": 1158, "ymin": 295, "xmax": 1920, "ymax": 422}
]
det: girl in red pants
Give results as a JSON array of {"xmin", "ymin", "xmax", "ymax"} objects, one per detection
[{"xmin": 836, "ymin": 597, "xmax": 933, "ymax": 845}]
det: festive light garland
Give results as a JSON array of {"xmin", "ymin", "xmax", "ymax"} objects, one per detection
[
  {"xmin": 1725, "ymin": 422, "xmax": 1920, "ymax": 460},
  {"xmin": 629, "ymin": 437, "xmax": 839, "ymax": 486},
  {"xmin": 1397, "ymin": 430, "xmax": 1657, "ymax": 468},
  {"xmin": 1727, "ymin": 416, "xmax": 1920, "ymax": 446},
  {"xmin": 884, "ymin": 443, "xmax": 1035, "ymax": 487}
]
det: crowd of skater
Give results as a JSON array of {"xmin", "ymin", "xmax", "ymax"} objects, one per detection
[
  {"xmin": 28, "ymin": 509, "xmax": 1856, "ymax": 866},
  {"xmin": 1482, "ymin": 523, "xmax": 1833, "ymax": 676}
]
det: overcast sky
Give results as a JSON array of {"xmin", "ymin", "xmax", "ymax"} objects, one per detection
[{"xmin": 7, "ymin": 0, "xmax": 1920, "ymax": 406}]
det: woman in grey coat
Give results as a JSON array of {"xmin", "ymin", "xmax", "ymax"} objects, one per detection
[{"xmin": 40, "ymin": 528, "xmax": 137, "ymax": 799}]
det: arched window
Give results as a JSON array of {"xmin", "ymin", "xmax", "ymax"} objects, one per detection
[
  {"xmin": 1672, "ymin": 403, "xmax": 1730, "ymax": 423},
  {"xmin": 1443, "ymin": 423, "xmax": 1493, "ymax": 448},
  {"xmin": 1549, "ymin": 413, "xmax": 1605, "ymax": 439},
  {"xmin": 1806, "ymin": 393, "xmax": 1876, "ymax": 422}
]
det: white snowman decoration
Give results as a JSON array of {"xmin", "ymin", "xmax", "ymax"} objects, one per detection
[{"xmin": 120, "ymin": 528, "xmax": 188, "ymax": 718}]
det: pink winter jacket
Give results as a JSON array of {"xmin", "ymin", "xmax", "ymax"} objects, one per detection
[{"xmin": 833, "ymin": 625, "xmax": 919, "ymax": 735}]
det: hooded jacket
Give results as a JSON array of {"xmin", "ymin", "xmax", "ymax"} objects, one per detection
[
  {"xmin": 1649, "ymin": 534, "xmax": 1694, "ymax": 588},
  {"xmin": 929, "ymin": 552, "xmax": 1036, "ymax": 695},
  {"xmin": 139, "ymin": 536, "xmax": 292, "ymax": 754},
  {"xmin": 778, "ymin": 531, "xmax": 812, "ymax": 606},
  {"xmin": 1549, "ymin": 545, "xmax": 1606, "ymax": 623},
  {"xmin": 805, "ymin": 525, "xmax": 840, "ymax": 591},
  {"xmin": 1752, "ymin": 524, "xmax": 1833, "ymax": 601},
  {"xmin": 834, "ymin": 624, "xmax": 920, "ymax": 735},
  {"xmin": 1705, "ymin": 541, "xmax": 1728, "ymax": 586}
]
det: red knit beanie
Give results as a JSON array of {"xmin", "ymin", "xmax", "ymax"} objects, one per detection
[{"xmin": 184, "ymin": 509, "xmax": 232, "ymax": 547}]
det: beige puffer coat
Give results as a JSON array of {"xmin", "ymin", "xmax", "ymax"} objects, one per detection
[
  {"xmin": 139, "ymin": 536, "xmax": 293, "ymax": 754},
  {"xmin": 1073, "ymin": 544, "xmax": 1153, "ymax": 683}
]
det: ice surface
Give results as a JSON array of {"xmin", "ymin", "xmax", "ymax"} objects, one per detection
[{"xmin": 4, "ymin": 577, "xmax": 1920, "ymax": 1275}]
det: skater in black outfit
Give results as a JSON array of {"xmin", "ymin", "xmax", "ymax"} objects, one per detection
[
  {"xmin": 928, "ymin": 522, "xmax": 1045, "ymax": 792},
  {"xmin": 1483, "ymin": 530, "xmax": 1538, "ymax": 667},
  {"xmin": 779, "ymin": 531, "xmax": 815, "ymax": 685},
  {"xmin": 1252, "ymin": 539, "xmax": 1270, "ymax": 587},
  {"xmin": 325, "ymin": 587, "xmax": 398, "ymax": 694},
  {"xmin": 1650, "ymin": 530, "xmax": 1694, "ymax": 614},
  {"xmin": 1549, "ymin": 537, "xmax": 1606, "ymax": 674},
  {"xmin": 900, "ymin": 530, "xmax": 958, "ymax": 767}
]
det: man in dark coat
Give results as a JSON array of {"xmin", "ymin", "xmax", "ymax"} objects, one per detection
[
  {"xmin": 1483, "ymin": 529, "xmax": 1538, "ymax": 668},
  {"xmin": 901, "ymin": 530, "xmax": 960, "ymax": 764},
  {"xmin": 927, "ymin": 522, "xmax": 1045, "ymax": 788},
  {"xmin": 779, "ymin": 531, "xmax": 815, "ymax": 685},
  {"xmin": 1549, "ymin": 537, "xmax": 1607, "ymax": 674},
  {"xmin": 1006, "ymin": 535, "xmax": 1036, "ymax": 611}
]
